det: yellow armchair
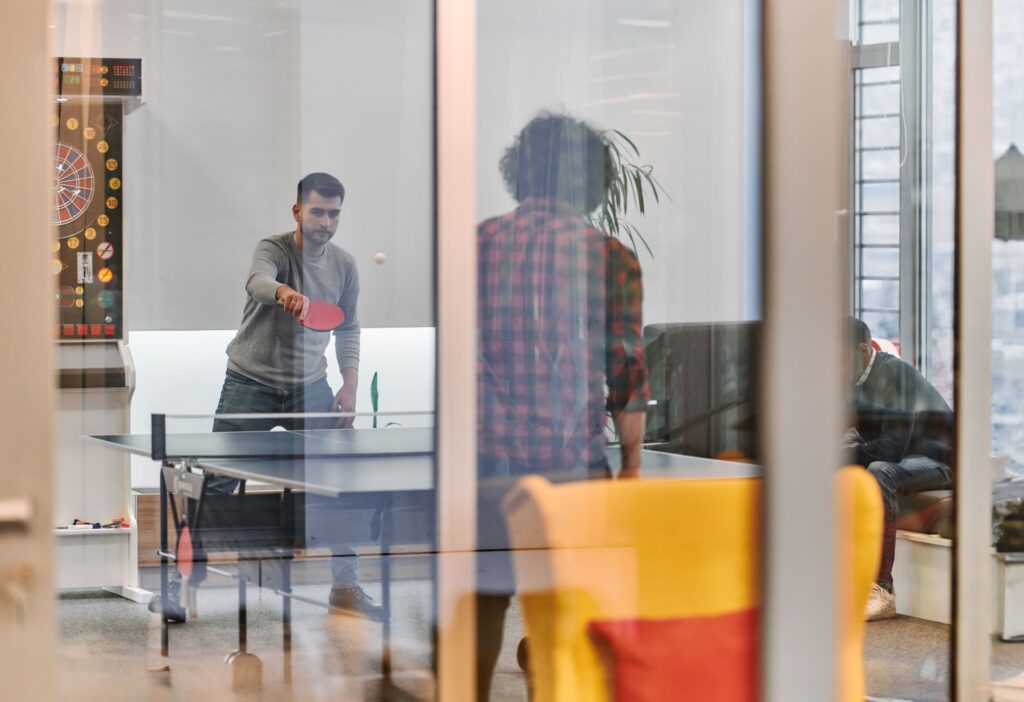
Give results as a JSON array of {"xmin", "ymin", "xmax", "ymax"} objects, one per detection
[{"xmin": 502, "ymin": 467, "xmax": 881, "ymax": 702}]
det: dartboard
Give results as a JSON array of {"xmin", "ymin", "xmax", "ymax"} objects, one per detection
[{"xmin": 53, "ymin": 142, "xmax": 95, "ymax": 227}]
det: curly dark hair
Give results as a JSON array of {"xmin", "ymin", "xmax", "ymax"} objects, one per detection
[{"xmin": 499, "ymin": 112, "xmax": 613, "ymax": 215}]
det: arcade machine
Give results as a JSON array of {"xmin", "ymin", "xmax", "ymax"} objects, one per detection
[{"xmin": 52, "ymin": 58, "xmax": 148, "ymax": 602}]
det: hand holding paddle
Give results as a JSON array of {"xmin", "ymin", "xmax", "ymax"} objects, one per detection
[
  {"xmin": 277, "ymin": 286, "xmax": 308, "ymax": 320},
  {"xmin": 276, "ymin": 287, "xmax": 345, "ymax": 331}
]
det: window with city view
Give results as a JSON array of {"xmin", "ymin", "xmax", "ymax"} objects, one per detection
[{"xmin": 993, "ymin": 0, "xmax": 1024, "ymax": 472}]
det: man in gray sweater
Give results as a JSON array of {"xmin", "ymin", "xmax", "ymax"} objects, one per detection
[{"xmin": 150, "ymin": 172, "xmax": 380, "ymax": 622}]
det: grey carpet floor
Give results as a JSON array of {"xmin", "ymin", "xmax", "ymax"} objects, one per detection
[
  {"xmin": 864, "ymin": 615, "xmax": 1024, "ymax": 702},
  {"xmin": 58, "ymin": 564, "xmax": 1024, "ymax": 701},
  {"xmin": 58, "ymin": 561, "xmax": 529, "ymax": 701}
]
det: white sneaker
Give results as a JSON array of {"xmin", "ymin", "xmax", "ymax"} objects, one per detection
[{"xmin": 865, "ymin": 583, "xmax": 897, "ymax": 621}]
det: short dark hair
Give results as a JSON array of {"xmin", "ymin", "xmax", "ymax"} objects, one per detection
[
  {"xmin": 297, "ymin": 172, "xmax": 345, "ymax": 205},
  {"xmin": 848, "ymin": 317, "xmax": 872, "ymax": 348},
  {"xmin": 499, "ymin": 112, "xmax": 612, "ymax": 215}
]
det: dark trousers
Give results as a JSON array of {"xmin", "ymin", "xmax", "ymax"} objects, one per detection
[
  {"xmin": 866, "ymin": 456, "xmax": 952, "ymax": 591},
  {"xmin": 208, "ymin": 369, "xmax": 358, "ymax": 586}
]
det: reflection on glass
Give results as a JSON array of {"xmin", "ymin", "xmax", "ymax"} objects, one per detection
[
  {"xmin": 144, "ymin": 174, "xmax": 378, "ymax": 624},
  {"xmin": 51, "ymin": 2, "xmax": 438, "ymax": 699},
  {"xmin": 475, "ymin": 2, "xmax": 761, "ymax": 700},
  {"xmin": 853, "ymin": 1, "xmax": 958, "ymax": 699},
  {"xmin": 474, "ymin": 112, "xmax": 652, "ymax": 699},
  {"xmin": 846, "ymin": 317, "xmax": 954, "ymax": 621},
  {"xmin": 991, "ymin": 0, "xmax": 1024, "ymax": 695}
]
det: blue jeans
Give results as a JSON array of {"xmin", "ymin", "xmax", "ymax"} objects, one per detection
[
  {"xmin": 867, "ymin": 456, "xmax": 952, "ymax": 591},
  {"xmin": 209, "ymin": 369, "xmax": 358, "ymax": 586}
]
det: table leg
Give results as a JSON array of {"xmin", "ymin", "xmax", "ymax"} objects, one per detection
[
  {"xmin": 382, "ymin": 495, "xmax": 393, "ymax": 682},
  {"xmin": 282, "ymin": 556, "xmax": 292, "ymax": 684},
  {"xmin": 239, "ymin": 575, "xmax": 247, "ymax": 652},
  {"xmin": 159, "ymin": 466, "xmax": 169, "ymax": 658},
  {"xmin": 431, "ymin": 501, "xmax": 438, "ymax": 677},
  {"xmin": 227, "ymin": 572, "xmax": 263, "ymax": 691}
]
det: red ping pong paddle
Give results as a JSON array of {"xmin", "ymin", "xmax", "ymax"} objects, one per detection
[
  {"xmin": 177, "ymin": 524, "xmax": 193, "ymax": 578},
  {"xmin": 279, "ymin": 298, "xmax": 345, "ymax": 331}
]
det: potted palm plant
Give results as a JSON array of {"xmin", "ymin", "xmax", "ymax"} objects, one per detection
[{"xmin": 589, "ymin": 129, "xmax": 667, "ymax": 258}]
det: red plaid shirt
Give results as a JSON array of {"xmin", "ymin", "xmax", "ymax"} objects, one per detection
[{"xmin": 477, "ymin": 198, "xmax": 649, "ymax": 474}]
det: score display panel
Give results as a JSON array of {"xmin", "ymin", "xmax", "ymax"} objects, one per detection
[{"xmin": 52, "ymin": 58, "xmax": 140, "ymax": 341}]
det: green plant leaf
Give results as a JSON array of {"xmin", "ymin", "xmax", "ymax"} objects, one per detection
[
  {"xmin": 370, "ymin": 371, "xmax": 379, "ymax": 429},
  {"xmin": 612, "ymin": 129, "xmax": 640, "ymax": 157},
  {"xmin": 598, "ymin": 128, "xmax": 667, "ymax": 259}
]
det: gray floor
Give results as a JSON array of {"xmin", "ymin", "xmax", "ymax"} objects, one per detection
[
  {"xmin": 58, "ymin": 559, "xmax": 528, "ymax": 701},
  {"xmin": 58, "ymin": 562, "xmax": 1024, "ymax": 701},
  {"xmin": 864, "ymin": 614, "xmax": 1024, "ymax": 702}
]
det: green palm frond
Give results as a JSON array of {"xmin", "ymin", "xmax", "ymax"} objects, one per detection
[{"xmin": 587, "ymin": 130, "xmax": 669, "ymax": 259}]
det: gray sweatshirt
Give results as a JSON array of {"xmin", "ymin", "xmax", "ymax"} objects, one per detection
[{"xmin": 226, "ymin": 231, "xmax": 360, "ymax": 389}]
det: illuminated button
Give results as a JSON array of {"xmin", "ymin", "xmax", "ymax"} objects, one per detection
[
  {"xmin": 100, "ymin": 78, "xmax": 109, "ymax": 88},
  {"xmin": 104, "ymin": 324, "xmax": 115, "ymax": 336},
  {"xmin": 51, "ymin": 241, "xmax": 60, "ymax": 252},
  {"xmin": 67, "ymin": 237, "xmax": 79, "ymax": 249},
  {"xmin": 65, "ymin": 117, "xmax": 79, "ymax": 130},
  {"xmin": 74, "ymin": 299, "xmax": 84, "ymax": 309},
  {"xmin": 83, "ymin": 126, "xmax": 96, "ymax": 140},
  {"xmin": 77, "ymin": 324, "xmax": 88, "ymax": 336},
  {"xmin": 101, "ymin": 65, "xmax": 109, "ymax": 74},
  {"xmin": 74, "ymin": 286, "xmax": 84, "ymax": 295},
  {"xmin": 105, "ymin": 197, "xmax": 118, "ymax": 209},
  {"xmin": 96, "ymin": 242, "xmax": 114, "ymax": 260},
  {"xmin": 105, "ymin": 158, "xmax": 118, "ymax": 171},
  {"xmin": 97, "ymin": 141, "xmax": 109, "ymax": 154},
  {"xmin": 109, "ymin": 177, "xmax": 121, "ymax": 191},
  {"xmin": 97, "ymin": 267, "xmax": 113, "ymax": 283},
  {"xmin": 63, "ymin": 324, "xmax": 74, "ymax": 336},
  {"xmin": 97, "ymin": 291, "xmax": 114, "ymax": 308},
  {"xmin": 84, "ymin": 227, "xmax": 97, "ymax": 240},
  {"xmin": 49, "ymin": 114, "xmax": 59, "ymax": 127},
  {"xmin": 90, "ymin": 324, "xmax": 101, "ymax": 336},
  {"xmin": 97, "ymin": 214, "xmax": 109, "ymax": 227},
  {"xmin": 51, "ymin": 259, "xmax": 62, "ymax": 274}
]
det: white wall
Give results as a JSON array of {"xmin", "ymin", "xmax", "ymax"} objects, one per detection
[
  {"xmin": 128, "ymin": 327, "xmax": 436, "ymax": 486},
  {"xmin": 52, "ymin": 0, "xmax": 749, "ymax": 332},
  {"xmin": 53, "ymin": 0, "xmax": 754, "ymax": 482},
  {"xmin": 300, "ymin": 0, "xmax": 434, "ymax": 328},
  {"xmin": 476, "ymin": 0, "xmax": 749, "ymax": 325},
  {"xmin": 52, "ymin": 0, "xmax": 433, "ymax": 331}
]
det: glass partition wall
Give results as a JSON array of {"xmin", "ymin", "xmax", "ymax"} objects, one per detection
[
  {"xmin": 50, "ymin": 1, "xmax": 438, "ymax": 699},
  {"xmin": 472, "ymin": 3, "xmax": 763, "ymax": 699},
  {"xmin": 851, "ymin": 1, "xmax": 960, "ymax": 699},
  {"xmin": 30, "ymin": 0, "xmax": 1005, "ymax": 699},
  {"xmin": 991, "ymin": 0, "xmax": 1024, "ymax": 696}
]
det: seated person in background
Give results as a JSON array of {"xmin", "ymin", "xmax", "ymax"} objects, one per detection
[
  {"xmin": 149, "ymin": 172, "xmax": 379, "ymax": 623},
  {"xmin": 845, "ymin": 317, "xmax": 953, "ymax": 621}
]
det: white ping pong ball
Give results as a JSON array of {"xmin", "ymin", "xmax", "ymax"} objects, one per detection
[{"xmin": 373, "ymin": 252, "xmax": 387, "ymax": 265}]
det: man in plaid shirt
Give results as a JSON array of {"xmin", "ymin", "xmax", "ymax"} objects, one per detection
[{"xmin": 475, "ymin": 112, "xmax": 650, "ymax": 698}]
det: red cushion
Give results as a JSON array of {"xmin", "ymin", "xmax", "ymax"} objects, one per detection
[{"xmin": 588, "ymin": 609, "xmax": 759, "ymax": 702}]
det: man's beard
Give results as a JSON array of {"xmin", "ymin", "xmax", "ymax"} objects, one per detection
[{"xmin": 301, "ymin": 223, "xmax": 333, "ymax": 246}]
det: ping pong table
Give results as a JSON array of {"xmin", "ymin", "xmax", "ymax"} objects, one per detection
[
  {"xmin": 90, "ymin": 417, "xmax": 439, "ymax": 683},
  {"xmin": 90, "ymin": 415, "xmax": 760, "ymax": 685}
]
